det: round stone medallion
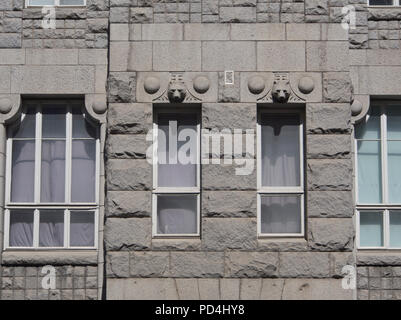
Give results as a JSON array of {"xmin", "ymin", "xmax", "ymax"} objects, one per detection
[
  {"xmin": 351, "ymin": 99, "xmax": 363, "ymax": 116},
  {"xmin": 193, "ymin": 76, "xmax": 210, "ymax": 94},
  {"xmin": 248, "ymin": 76, "xmax": 265, "ymax": 95},
  {"xmin": 93, "ymin": 100, "xmax": 107, "ymax": 114},
  {"xmin": 0, "ymin": 98, "xmax": 12, "ymax": 114},
  {"xmin": 144, "ymin": 76, "xmax": 160, "ymax": 94},
  {"xmin": 298, "ymin": 76, "xmax": 315, "ymax": 94}
]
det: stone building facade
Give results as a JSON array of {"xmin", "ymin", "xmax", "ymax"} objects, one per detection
[{"xmin": 0, "ymin": 0, "xmax": 401, "ymax": 300}]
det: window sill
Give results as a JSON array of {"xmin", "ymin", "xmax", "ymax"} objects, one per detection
[{"xmin": 1, "ymin": 250, "xmax": 98, "ymax": 266}]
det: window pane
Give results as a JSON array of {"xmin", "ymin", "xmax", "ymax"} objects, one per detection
[
  {"xmin": 357, "ymin": 141, "xmax": 382, "ymax": 204},
  {"xmin": 157, "ymin": 194, "xmax": 197, "ymax": 234},
  {"xmin": 72, "ymin": 111, "xmax": 97, "ymax": 139},
  {"xmin": 388, "ymin": 141, "xmax": 401, "ymax": 203},
  {"xmin": 39, "ymin": 210, "xmax": 64, "ymax": 247},
  {"xmin": 390, "ymin": 211, "xmax": 401, "ymax": 247},
  {"xmin": 360, "ymin": 211, "xmax": 383, "ymax": 247},
  {"xmin": 10, "ymin": 109, "xmax": 36, "ymax": 138},
  {"xmin": 355, "ymin": 106, "xmax": 381, "ymax": 140},
  {"xmin": 157, "ymin": 113, "xmax": 198, "ymax": 188},
  {"xmin": 42, "ymin": 107, "xmax": 66, "ymax": 138},
  {"xmin": 29, "ymin": 0, "xmax": 54, "ymax": 5},
  {"xmin": 9, "ymin": 211, "xmax": 34, "ymax": 247},
  {"xmin": 387, "ymin": 107, "xmax": 401, "ymax": 140},
  {"xmin": 11, "ymin": 140, "xmax": 35, "ymax": 202},
  {"xmin": 41, "ymin": 140, "xmax": 66, "ymax": 203},
  {"xmin": 60, "ymin": 0, "xmax": 85, "ymax": 5},
  {"xmin": 260, "ymin": 195, "xmax": 302, "ymax": 234},
  {"xmin": 261, "ymin": 114, "xmax": 300, "ymax": 187},
  {"xmin": 369, "ymin": 0, "xmax": 393, "ymax": 5},
  {"xmin": 70, "ymin": 211, "xmax": 95, "ymax": 247},
  {"xmin": 71, "ymin": 140, "xmax": 96, "ymax": 202}
]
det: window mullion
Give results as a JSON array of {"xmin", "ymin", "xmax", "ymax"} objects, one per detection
[
  {"xmin": 381, "ymin": 108, "xmax": 388, "ymax": 204},
  {"xmin": 384, "ymin": 209, "xmax": 390, "ymax": 248},
  {"xmin": 64, "ymin": 209, "xmax": 70, "ymax": 248},
  {"xmin": 33, "ymin": 208, "xmax": 39, "ymax": 248},
  {"xmin": 66, "ymin": 106, "xmax": 72, "ymax": 203},
  {"xmin": 35, "ymin": 105, "xmax": 42, "ymax": 204}
]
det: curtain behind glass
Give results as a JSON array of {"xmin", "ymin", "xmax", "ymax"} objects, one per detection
[
  {"xmin": 39, "ymin": 210, "xmax": 64, "ymax": 247},
  {"xmin": 9, "ymin": 211, "xmax": 34, "ymax": 247},
  {"xmin": 260, "ymin": 195, "xmax": 301, "ymax": 234},
  {"xmin": 157, "ymin": 113, "xmax": 198, "ymax": 188},
  {"xmin": 157, "ymin": 195, "xmax": 197, "ymax": 234},
  {"xmin": 70, "ymin": 211, "xmax": 95, "ymax": 247},
  {"xmin": 261, "ymin": 114, "xmax": 300, "ymax": 187}
]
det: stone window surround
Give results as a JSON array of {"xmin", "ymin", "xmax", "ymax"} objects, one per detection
[
  {"xmin": 24, "ymin": 0, "xmax": 86, "ymax": 8},
  {"xmin": 256, "ymin": 106, "xmax": 306, "ymax": 238},
  {"xmin": 3, "ymin": 99, "xmax": 100, "ymax": 250},
  {"xmin": 152, "ymin": 105, "xmax": 201, "ymax": 238},
  {"xmin": 355, "ymin": 99, "xmax": 401, "ymax": 250},
  {"xmin": 0, "ymin": 94, "xmax": 106, "ymax": 295}
]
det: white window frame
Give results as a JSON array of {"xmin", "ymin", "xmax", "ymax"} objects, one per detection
[
  {"xmin": 355, "ymin": 101, "xmax": 401, "ymax": 249},
  {"xmin": 25, "ymin": 0, "xmax": 86, "ymax": 7},
  {"xmin": 152, "ymin": 107, "xmax": 201, "ymax": 238},
  {"xmin": 368, "ymin": 0, "xmax": 401, "ymax": 6},
  {"xmin": 4, "ymin": 100, "xmax": 99, "ymax": 250},
  {"xmin": 257, "ymin": 108, "xmax": 305, "ymax": 238}
]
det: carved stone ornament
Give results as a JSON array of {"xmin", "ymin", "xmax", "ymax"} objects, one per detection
[
  {"xmin": 298, "ymin": 76, "xmax": 315, "ymax": 94},
  {"xmin": 0, "ymin": 95, "xmax": 21, "ymax": 125},
  {"xmin": 154, "ymin": 73, "xmax": 202, "ymax": 103},
  {"xmin": 84, "ymin": 94, "xmax": 107, "ymax": 124},
  {"xmin": 352, "ymin": 95, "xmax": 370, "ymax": 124},
  {"xmin": 258, "ymin": 73, "xmax": 304, "ymax": 103}
]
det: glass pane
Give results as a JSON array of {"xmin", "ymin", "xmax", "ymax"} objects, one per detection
[
  {"xmin": 369, "ymin": 0, "xmax": 393, "ymax": 5},
  {"xmin": 10, "ymin": 109, "xmax": 35, "ymax": 138},
  {"xmin": 70, "ymin": 211, "xmax": 95, "ymax": 247},
  {"xmin": 261, "ymin": 114, "xmax": 300, "ymax": 187},
  {"xmin": 11, "ymin": 140, "xmax": 35, "ymax": 202},
  {"xmin": 388, "ymin": 141, "xmax": 401, "ymax": 203},
  {"xmin": 387, "ymin": 107, "xmax": 401, "ymax": 140},
  {"xmin": 357, "ymin": 141, "xmax": 382, "ymax": 204},
  {"xmin": 60, "ymin": 0, "xmax": 85, "ymax": 5},
  {"xmin": 157, "ymin": 194, "xmax": 198, "ymax": 234},
  {"xmin": 42, "ymin": 107, "xmax": 66, "ymax": 138},
  {"xmin": 390, "ymin": 211, "xmax": 401, "ymax": 247},
  {"xmin": 360, "ymin": 211, "xmax": 383, "ymax": 247},
  {"xmin": 9, "ymin": 211, "xmax": 34, "ymax": 247},
  {"xmin": 355, "ymin": 106, "xmax": 381, "ymax": 140},
  {"xmin": 157, "ymin": 113, "xmax": 198, "ymax": 188},
  {"xmin": 39, "ymin": 210, "xmax": 64, "ymax": 247},
  {"xmin": 260, "ymin": 195, "xmax": 302, "ymax": 234},
  {"xmin": 71, "ymin": 140, "xmax": 96, "ymax": 202},
  {"xmin": 72, "ymin": 111, "xmax": 97, "ymax": 139},
  {"xmin": 41, "ymin": 140, "xmax": 66, "ymax": 203},
  {"xmin": 29, "ymin": 0, "xmax": 54, "ymax": 5}
]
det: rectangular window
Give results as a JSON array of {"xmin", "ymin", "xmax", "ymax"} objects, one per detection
[
  {"xmin": 257, "ymin": 109, "xmax": 305, "ymax": 237},
  {"xmin": 152, "ymin": 108, "xmax": 200, "ymax": 237},
  {"xmin": 356, "ymin": 102, "xmax": 401, "ymax": 249},
  {"xmin": 368, "ymin": 0, "xmax": 400, "ymax": 6},
  {"xmin": 4, "ymin": 100, "xmax": 99, "ymax": 249},
  {"xmin": 26, "ymin": 0, "xmax": 85, "ymax": 6}
]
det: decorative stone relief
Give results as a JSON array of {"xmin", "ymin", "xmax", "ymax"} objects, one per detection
[
  {"xmin": 0, "ymin": 95, "xmax": 21, "ymax": 125},
  {"xmin": 351, "ymin": 94, "xmax": 370, "ymax": 124},
  {"xmin": 240, "ymin": 72, "xmax": 322, "ymax": 103},
  {"xmin": 137, "ymin": 72, "xmax": 218, "ymax": 103},
  {"xmin": 85, "ymin": 94, "xmax": 107, "ymax": 124}
]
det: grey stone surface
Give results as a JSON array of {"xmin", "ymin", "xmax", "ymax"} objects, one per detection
[
  {"xmin": 202, "ymin": 164, "xmax": 256, "ymax": 191},
  {"xmin": 170, "ymin": 252, "xmax": 225, "ymax": 278},
  {"xmin": 107, "ymin": 159, "xmax": 152, "ymax": 191},
  {"xmin": 202, "ymin": 218, "xmax": 257, "ymax": 250},
  {"xmin": 106, "ymin": 191, "xmax": 151, "ymax": 217},
  {"xmin": 308, "ymin": 191, "xmax": 353, "ymax": 218},
  {"xmin": 104, "ymin": 218, "xmax": 151, "ymax": 251},
  {"xmin": 225, "ymin": 252, "xmax": 278, "ymax": 277},
  {"xmin": 202, "ymin": 191, "xmax": 256, "ymax": 218},
  {"xmin": 106, "ymin": 134, "xmax": 148, "ymax": 159},
  {"xmin": 257, "ymin": 41, "xmax": 306, "ymax": 71},
  {"xmin": 323, "ymin": 72, "xmax": 353, "ymax": 103},
  {"xmin": 307, "ymin": 159, "xmax": 352, "ymax": 191},
  {"xmin": 202, "ymin": 103, "xmax": 256, "ymax": 130},
  {"xmin": 306, "ymin": 134, "xmax": 351, "ymax": 159},
  {"xmin": 306, "ymin": 103, "xmax": 351, "ymax": 134},
  {"xmin": 108, "ymin": 103, "xmax": 152, "ymax": 134},
  {"xmin": 279, "ymin": 252, "xmax": 331, "ymax": 278},
  {"xmin": 130, "ymin": 252, "xmax": 170, "ymax": 277}
]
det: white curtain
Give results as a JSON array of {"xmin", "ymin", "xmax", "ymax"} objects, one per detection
[
  {"xmin": 39, "ymin": 211, "xmax": 64, "ymax": 247},
  {"xmin": 70, "ymin": 211, "xmax": 95, "ymax": 247},
  {"xmin": 157, "ymin": 195, "xmax": 197, "ymax": 234},
  {"xmin": 71, "ymin": 140, "xmax": 96, "ymax": 202},
  {"xmin": 157, "ymin": 113, "xmax": 198, "ymax": 188},
  {"xmin": 9, "ymin": 211, "xmax": 34, "ymax": 247},
  {"xmin": 261, "ymin": 114, "xmax": 300, "ymax": 187},
  {"xmin": 260, "ymin": 196, "xmax": 301, "ymax": 234},
  {"xmin": 11, "ymin": 140, "xmax": 35, "ymax": 203},
  {"xmin": 41, "ymin": 140, "xmax": 66, "ymax": 202}
]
